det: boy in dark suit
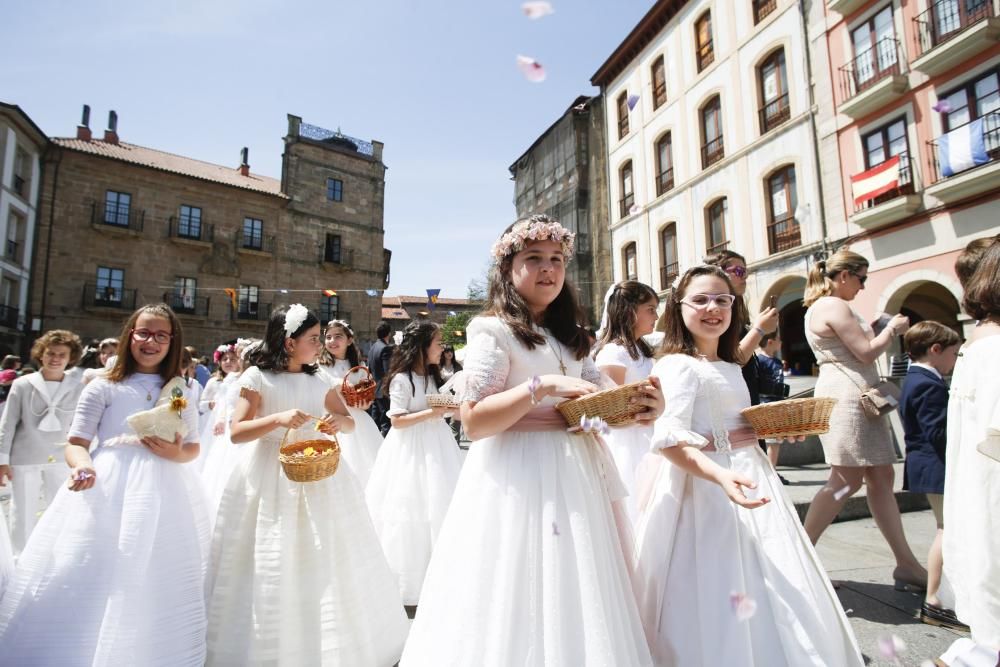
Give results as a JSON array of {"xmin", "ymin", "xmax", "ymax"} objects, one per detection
[
  {"xmin": 367, "ymin": 321, "xmax": 395, "ymax": 436},
  {"xmin": 900, "ymin": 321, "xmax": 964, "ymax": 630}
]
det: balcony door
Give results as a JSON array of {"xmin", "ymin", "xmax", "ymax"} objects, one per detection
[{"xmin": 851, "ymin": 6, "xmax": 896, "ymax": 89}]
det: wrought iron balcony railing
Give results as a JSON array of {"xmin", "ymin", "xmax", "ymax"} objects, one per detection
[
  {"xmin": 701, "ymin": 135, "xmax": 725, "ymax": 169},
  {"xmin": 168, "ymin": 216, "xmax": 214, "ymax": 242},
  {"xmin": 233, "ymin": 302, "xmax": 272, "ymax": 321},
  {"xmin": 767, "ymin": 214, "xmax": 802, "ymax": 254},
  {"xmin": 656, "ymin": 167, "xmax": 675, "ymax": 197},
  {"xmin": 0, "ymin": 304, "xmax": 18, "ymax": 329},
  {"xmin": 93, "ymin": 201, "xmax": 144, "ymax": 232},
  {"xmin": 854, "ymin": 151, "xmax": 915, "ymax": 212},
  {"xmin": 759, "ymin": 93, "xmax": 791, "ymax": 134},
  {"xmin": 926, "ymin": 111, "xmax": 1000, "ymax": 183},
  {"xmin": 913, "ymin": 0, "xmax": 994, "ymax": 58},
  {"xmin": 838, "ymin": 37, "xmax": 905, "ymax": 102},
  {"xmin": 83, "ymin": 283, "xmax": 137, "ymax": 310},
  {"xmin": 162, "ymin": 292, "xmax": 211, "ymax": 316}
]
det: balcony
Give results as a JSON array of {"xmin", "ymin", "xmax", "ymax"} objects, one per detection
[
  {"xmin": 0, "ymin": 304, "xmax": 18, "ymax": 329},
  {"xmin": 701, "ymin": 135, "xmax": 725, "ymax": 169},
  {"xmin": 168, "ymin": 216, "xmax": 214, "ymax": 243},
  {"xmin": 92, "ymin": 201, "xmax": 144, "ymax": 233},
  {"xmin": 619, "ymin": 192, "xmax": 635, "ymax": 218},
  {"xmin": 759, "ymin": 93, "xmax": 791, "ymax": 134},
  {"xmin": 655, "ymin": 167, "xmax": 675, "ymax": 197},
  {"xmin": 321, "ymin": 246, "xmax": 356, "ymax": 268},
  {"xmin": 659, "ymin": 261, "xmax": 679, "ymax": 291},
  {"xmin": 912, "ymin": 0, "xmax": 1000, "ymax": 76},
  {"xmin": 162, "ymin": 292, "xmax": 211, "ymax": 317},
  {"xmin": 828, "ymin": 0, "xmax": 868, "ymax": 17},
  {"xmin": 83, "ymin": 283, "xmax": 137, "ymax": 311},
  {"xmin": 837, "ymin": 38, "xmax": 909, "ymax": 119},
  {"xmin": 707, "ymin": 239, "xmax": 730, "ymax": 255},
  {"xmin": 926, "ymin": 112, "xmax": 1000, "ymax": 203},
  {"xmin": 754, "ymin": 0, "xmax": 777, "ymax": 24},
  {"xmin": 238, "ymin": 231, "xmax": 275, "ymax": 254},
  {"xmin": 5, "ymin": 239, "xmax": 21, "ymax": 264},
  {"xmin": 851, "ymin": 152, "xmax": 922, "ymax": 229},
  {"xmin": 233, "ymin": 302, "xmax": 272, "ymax": 322},
  {"xmin": 767, "ymin": 214, "xmax": 802, "ymax": 254},
  {"xmin": 319, "ymin": 309, "xmax": 351, "ymax": 327}
]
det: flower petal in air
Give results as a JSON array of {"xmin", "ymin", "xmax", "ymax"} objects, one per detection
[
  {"xmin": 877, "ymin": 635, "xmax": 907, "ymax": 660},
  {"xmin": 932, "ymin": 99, "xmax": 952, "ymax": 114},
  {"xmin": 521, "ymin": 1, "xmax": 555, "ymax": 19},
  {"xmin": 627, "ymin": 94, "xmax": 639, "ymax": 111},
  {"xmin": 516, "ymin": 55, "xmax": 547, "ymax": 83},
  {"xmin": 833, "ymin": 485, "xmax": 852, "ymax": 501},
  {"xmin": 729, "ymin": 592, "xmax": 757, "ymax": 621}
]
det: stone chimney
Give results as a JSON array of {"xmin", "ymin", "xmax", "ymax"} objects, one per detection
[
  {"xmin": 76, "ymin": 104, "xmax": 92, "ymax": 141},
  {"xmin": 239, "ymin": 147, "xmax": 250, "ymax": 176},
  {"xmin": 103, "ymin": 110, "xmax": 119, "ymax": 145}
]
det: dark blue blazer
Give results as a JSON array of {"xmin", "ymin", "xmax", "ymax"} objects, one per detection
[{"xmin": 899, "ymin": 366, "xmax": 948, "ymax": 494}]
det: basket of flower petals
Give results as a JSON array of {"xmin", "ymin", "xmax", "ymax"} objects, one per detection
[
  {"xmin": 741, "ymin": 397, "xmax": 838, "ymax": 439},
  {"xmin": 278, "ymin": 421, "xmax": 341, "ymax": 482},
  {"xmin": 426, "ymin": 393, "xmax": 462, "ymax": 409},
  {"xmin": 555, "ymin": 381, "xmax": 648, "ymax": 428},
  {"xmin": 341, "ymin": 366, "xmax": 377, "ymax": 408}
]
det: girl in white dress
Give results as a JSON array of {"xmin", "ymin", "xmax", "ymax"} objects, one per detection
[
  {"xmin": 193, "ymin": 343, "xmax": 238, "ymax": 474},
  {"xmin": 593, "ymin": 280, "xmax": 659, "ymax": 526},
  {"xmin": 632, "ymin": 266, "xmax": 862, "ymax": 666},
  {"xmin": 319, "ymin": 320, "xmax": 382, "ymax": 487},
  {"xmin": 0, "ymin": 303, "xmax": 210, "ymax": 666},
  {"xmin": 0, "ymin": 329, "xmax": 85, "ymax": 553},
  {"xmin": 401, "ymin": 215, "xmax": 662, "ymax": 666},
  {"xmin": 199, "ymin": 341, "xmax": 251, "ymax": 518},
  {"xmin": 206, "ymin": 305, "xmax": 408, "ymax": 666},
  {"xmin": 365, "ymin": 320, "xmax": 462, "ymax": 606}
]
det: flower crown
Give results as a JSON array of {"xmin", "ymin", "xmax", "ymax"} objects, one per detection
[
  {"xmin": 213, "ymin": 343, "xmax": 237, "ymax": 364},
  {"xmin": 490, "ymin": 217, "xmax": 575, "ymax": 263},
  {"xmin": 283, "ymin": 304, "xmax": 310, "ymax": 336}
]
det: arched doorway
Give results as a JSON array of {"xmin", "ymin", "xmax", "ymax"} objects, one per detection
[
  {"xmin": 896, "ymin": 281, "xmax": 962, "ymax": 334},
  {"xmin": 759, "ymin": 275, "xmax": 811, "ymax": 376}
]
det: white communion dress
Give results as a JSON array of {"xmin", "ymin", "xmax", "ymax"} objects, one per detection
[
  {"xmin": 205, "ymin": 366, "xmax": 408, "ymax": 666},
  {"xmin": 0, "ymin": 373, "xmax": 210, "ymax": 666},
  {"xmin": 400, "ymin": 316, "xmax": 652, "ymax": 666},
  {"xmin": 365, "ymin": 370, "xmax": 462, "ymax": 604},
  {"xmin": 320, "ymin": 359, "xmax": 383, "ymax": 487},
  {"xmin": 632, "ymin": 354, "xmax": 863, "ymax": 666},
  {"xmin": 199, "ymin": 371, "xmax": 247, "ymax": 520}
]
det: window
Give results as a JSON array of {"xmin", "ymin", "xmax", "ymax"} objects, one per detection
[
  {"xmin": 655, "ymin": 133, "xmax": 674, "ymax": 196},
  {"xmin": 928, "ymin": 0, "xmax": 992, "ymax": 47},
  {"xmin": 766, "ymin": 166, "xmax": 801, "ymax": 254},
  {"xmin": 172, "ymin": 277, "xmax": 197, "ymax": 313},
  {"xmin": 12, "ymin": 149, "xmax": 29, "ymax": 198},
  {"xmin": 325, "ymin": 234, "xmax": 343, "ymax": 263},
  {"xmin": 619, "ymin": 161, "xmax": 634, "ymax": 218},
  {"xmin": 327, "ymin": 178, "xmax": 343, "ymax": 202},
  {"xmin": 651, "ymin": 56, "xmax": 667, "ymax": 109},
  {"xmin": 238, "ymin": 285, "xmax": 259, "ymax": 317},
  {"xmin": 850, "ymin": 6, "xmax": 897, "ymax": 92},
  {"xmin": 6, "ymin": 211, "xmax": 23, "ymax": 263},
  {"xmin": 659, "ymin": 224, "xmax": 678, "ymax": 290},
  {"xmin": 617, "ymin": 92, "xmax": 630, "ymax": 139},
  {"xmin": 695, "ymin": 11, "xmax": 714, "ymax": 72},
  {"xmin": 758, "ymin": 49, "xmax": 790, "ymax": 133},
  {"xmin": 178, "ymin": 205, "xmax": 202, "ymax": 239},
  {"xmin": 104, "ymin": 191, "xmax": 131, "ymax": 226},
  {"xmin": 706, "ymin": 198, "xmax": 729, "ymax": 254},
  {"xmin": 623, "ymin": 242, "xmax": 638, "ymax": 281},
  {"xmin": 242, "ymin": 217, "xmax": 263, "ymax": 249},
  {"xmin": 940, "ymin": 69, "xmax": 1000, "ymax": 158},
  {"xmin": 753, "ymin": 0, "xmax": 777, "ymax": 24},
  {"xmin": 701, "ymin": 96, "xmax": 724, "ymax": 168},
  {"xmin": 96, "ymin": 266, "xmax": 124, "ymax": 304},
  {"xmin": 862, "ymin": 117, "xmax": 912, "ymax": 206},
  {"xmin": 320, "ymin": 294, "xmax": 340, "ymax": 324}
]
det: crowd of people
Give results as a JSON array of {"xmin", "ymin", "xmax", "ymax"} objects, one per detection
[{"xmin": 0, "ymin": 214, "xmax": 995, "ymax": 666}]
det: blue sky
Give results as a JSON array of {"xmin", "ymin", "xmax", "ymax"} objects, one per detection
[{"xmin": 2, "ymin": 0, "xmax": 651, "ymax": 300}]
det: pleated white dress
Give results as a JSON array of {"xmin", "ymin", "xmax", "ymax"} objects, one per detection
[
  {"xmin": 0, "ymin": 503, "xmax": 12, "ymax": 596},
  {"xmin": 0, "ymin": 373, "xmax": 211, "ymax": 666},
  {"xmin": 400, "ymin": 316, "xmax": 652, "ymax": 666},
  {"xmin": 365, "ymin": 371, "xmax": 462, "ymax": 604},
  {"xmin": 633, "ymin": 354, "xmax": 863, "ymax": 666},
  {"xmin": 594, "ymin": 342, "xmax": 653, "ymax": 526},
  {"xmin": 199, "ymin": 372, "xmax": 247, "ymax": 520},
  {"xmin": 320, "ymin": 360, "xmax": 383, "ymax": 487},
  {"xmin": 205, "ymin": 366, "xmax": 408, "ymax": 666}
]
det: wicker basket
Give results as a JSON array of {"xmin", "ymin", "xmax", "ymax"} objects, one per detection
[
  {"xmin": 278, "ymin": 427, "xmax": 341, "ymax": 483},
  {"xmin": 741, "ymin": 397, "xmax": 838, "ymax": 439},
  {"xmin": 341, "ymin": 366, "xmax": 376, "ymax": 408},
  {"xmin": 555, "ymin": 381, "xmax": 648, "ymax": 427},
  {"xmin": 426, "ymin": 393, "xmax": 461, "ymax": 409}
]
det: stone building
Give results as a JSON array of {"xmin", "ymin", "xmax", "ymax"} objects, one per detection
[
  {"xmin": 508, "ymin": 95, "xmax": 611, "ymax": 326},
  {"xmin": 30, "ymin": 108, "xmax": 391, "ymax": 354},
  {"xmin": 0, "ymin": 102, "xmax": 46, "ymax": 357}
]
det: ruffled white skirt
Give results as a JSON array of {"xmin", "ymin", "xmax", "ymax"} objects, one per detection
[
  {"xmin": 365, "ymin": 418, "xmax": 462, "ymax": 605},
  {"xmin": 0, "ymin": 506, "xmax": 12, "ymax": 597},
  {"xmin": 632, "ymin": 445, "xmax": 863, "ymax": 666},
  {"xmin": 206, "ymin": 432, "xmax": 408, "ymax": 666},
  {"xmin": 337, "ymin": 406, "xmax": 382, "ymax": 487},
  {"xmin": 605, "ymin": 423, "xmax": 652, "ymax": 527},
  {"xmin": 199, "ymin": 421, "xmax": 247, "ymax": 524},
  {"xmin": 0, "ymin": 441, "xmax": 211, "ymax": 666},
  {"xmin": 399, "ymin": 429, "xmax": 652, "ymax": 666}
]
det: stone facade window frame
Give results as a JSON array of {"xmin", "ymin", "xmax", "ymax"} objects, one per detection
[
  {"xmin": 622, "ymin": 241, "xmax": 638, "ymax": 281},
  {"xmin": 104, "ymin": 190, "xmax": 132, "ymax": 227},
  {"xmin": 320, "ymin": 294, "xmax": 340, "ymax": 324},
  {"xmin": 326, "ymin": 177, "xmax": 343, "ymax": 202},
  {"xmin": 238, "ymin": 285, "xmax": 260, "ymax": 317},
  {"xmin": 705, "ymin": 197, "xmax": 729, "ymax": 255},
  {"xmin": 617, "ymin": 92, "xmax": 630, "ymax": 139},
  {"xmin": 178, "ymin": 205, "xmax": 202, "ymax": 240},
  {"xmin": 695, "ymin": 10, "xmax": 714, "ymax": 73},
  {"xmin": 652, "ymin": 55, "xmax": 667, "ymax": 109},
  {"xmin": 242, "ymin": 217, "xmax": 264, "ymax": 250},
  {"xmin": 96, "ymin": 266, "xmax": 125, "ymax": 304},
  {"xmin": 324, "ymin": 233, "xmax": 343, "ymax": 264}
]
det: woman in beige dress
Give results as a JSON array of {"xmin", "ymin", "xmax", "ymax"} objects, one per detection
[{"xmin": 802, "ymin": 249, "xmax": 927, "ymax": 591}]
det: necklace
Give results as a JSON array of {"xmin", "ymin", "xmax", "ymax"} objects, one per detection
[{"xmin": 543, "ymin": 331, "xmax": 568, "ymax": 375}]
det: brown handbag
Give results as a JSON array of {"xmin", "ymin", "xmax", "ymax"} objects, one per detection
[{"xmin": 819, "ymin": 350, "xmax": 901, "ymax": 418}]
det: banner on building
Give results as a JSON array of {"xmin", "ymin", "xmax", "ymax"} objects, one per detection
[
  {"xmin": 426, "ymin": 289, "xmax": 440, "ymax": 311},
  {"xmin": 850, "ymin": 155, "xmax": 900, "ymax": 206},
  {"xmin": 939, "ymin": 118, "xmax": 989, "ymax": 178}
]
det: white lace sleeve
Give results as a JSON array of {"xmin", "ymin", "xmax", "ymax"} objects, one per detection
[
  {"xmin": 650, "ymin": 355, "xmax": 709, "ymax": 451},
  {"xmin": 581, "ymin": 356, "xmax": 603, "ymax": 385},
  {"xmin": 462, "ymin": 318, "xmax": 510, "ymax": 403},
  {"xmin": 386, "ymin": 374, "xmax": 411, "ymax": 417}
]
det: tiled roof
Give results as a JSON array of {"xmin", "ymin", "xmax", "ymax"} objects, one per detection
[
  {"xmin": 382, "ymin": 307, "xmax": 410, "ymax": 320},
  {"xmin": 53, "ymin": 138, "xmax": 286, "ymax": 197},
  {"xmin": 381, "ymin": 296, "xmax": 402, "ymax": 307}
]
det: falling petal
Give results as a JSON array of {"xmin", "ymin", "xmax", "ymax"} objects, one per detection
[
  {"xmin": 365, "ymin": 289, "xmax": 379, "ymax": 297},
  {"xmin": 729, "ymin": 592, "xmax": 757, "ymax": 621},
  {"xmin": 36, "ymin": 510, "xmax": 44, "ymax": 518},
  {"xmin": 627, "ymin": 94, "xmax": 640, "ymax": 111},
  {"xmin": 579, "ymin": 415, "xmax": 588, "ymax": 430},
  {"xmin": 833, "ymin": 485, "xmax": 851, "ymax": 501},
  {"xmin": 516, "ymin": 55, "xmax": 547, "ymax": 83},
  {"xmin": 48, "ymin": 455, "xmax": 56, "ymax": 463},
  {"xmin": 522, "ymin": 1, "xmax": 555, "ymax": 19},
  {"xmin": 877, "ymin": 635, "xmax": 907, "ymax": 660},
  {"xmin": 845, "ymin": 608, "xmax": 854, "ymax": 614},
  {"xmin": 932, "ymin": 99, "xmax": 952, "ymax": 114},
  {"xmin": 629, "ymin": 203, "xmax": 641, "ymax": 215},
  {"xmin": 552, "ymin": 521, "xmax": 560, "ymax": 536}
]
